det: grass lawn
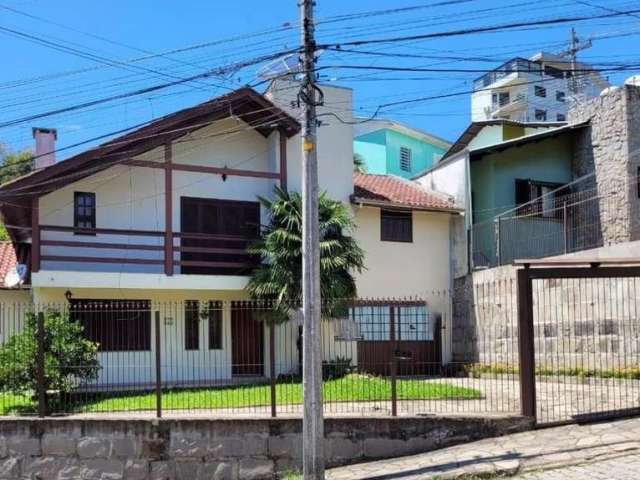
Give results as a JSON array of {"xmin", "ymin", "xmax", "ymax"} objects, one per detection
[{"xmin": 0, "ymin": 374, "xmax": 481, "ymax": 415}]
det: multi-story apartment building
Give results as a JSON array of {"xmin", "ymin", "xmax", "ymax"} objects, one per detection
[{"xmin": 471, "ymin": 52, "xmax": 609, "ymax": 123}]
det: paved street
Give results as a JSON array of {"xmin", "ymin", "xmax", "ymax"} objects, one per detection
[
  {"xmin": 326, "ymin": 416, "xmax": 640, "ymax": 479},
  {"xmin": 514, "ymin": 454, "xmax": 640, "ymax": 479}
]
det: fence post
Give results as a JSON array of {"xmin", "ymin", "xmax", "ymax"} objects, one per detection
[
  {"xmin": 517, "ymin": 268, "xmax": 536, "ymax": 421},
  {"xmin": 155, "ymin": 311, "xmax": 162, "ymax": 418},
  {"xmin": 563, "ymin": 201, "xmax": 568, "ymax": 254},
  {"xmin": 36, "ymin": 311, "xmax": 46, "ymax": 418},
  {"xmin": 269, "ymin": 321, "xmax": 277, "ymax": 418},
  {"xmin": 495, "ymin": 218, "xmax": 502, "ymax": 266},
  {"xmin": 390, "ymin": 305, "xmax": 397, "ymax": 417}
]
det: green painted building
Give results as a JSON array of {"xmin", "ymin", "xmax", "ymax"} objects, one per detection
[{"xmin": 354, "ymin": 119, "xmax": 451, "ymax": 179}]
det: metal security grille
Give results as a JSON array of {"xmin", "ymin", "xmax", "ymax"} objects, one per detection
[{"xmin": 517, "ymin": 262, "xmax": 640, "ymax": 426}]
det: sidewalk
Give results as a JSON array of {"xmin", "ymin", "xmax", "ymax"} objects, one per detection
[{"xmin": 326, "ymin": 417, "xmax": 640, "ymax": 479}]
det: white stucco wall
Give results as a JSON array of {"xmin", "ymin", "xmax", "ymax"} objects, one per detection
[
  {"xmin": 0, "ymin": 289, "xmax": 32, "ymax": 344},
  {"xmin": 266, "ymin": 79, "xmax": 354, "ymax": 203},
  {"xmin": 31, "ymin": 287, "xmax": 352, "ymax": 387},
  {"xmin": 352, "ymin": 206, "xmax": 454, "ymax": 362},
  {"xmin": 37, "ymin": 118, "xmax": 280, "ymax": 275}
]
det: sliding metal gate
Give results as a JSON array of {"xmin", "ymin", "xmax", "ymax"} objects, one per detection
[{"xmin": 517, "ymin": 263, "xmax": 640, "ymax": 426}]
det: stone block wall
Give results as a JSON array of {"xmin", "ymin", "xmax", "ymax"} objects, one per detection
[
  {"xmin": 570, "ymin": 84, "xmax": 640, "ymax": 245},
  {"xmin": 0, "ymin": 416, "xmax": 531, "ymax": 479},
  {"xmin": 452, "ymin": 261, "xmax": 640, "ymax": 370}
]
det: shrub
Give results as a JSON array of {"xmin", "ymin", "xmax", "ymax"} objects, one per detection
[
  {"xmin": 322, "ymin": 356, "xmax": 354, "ymax": 380},
  {"xmin": 0, "ymin": 310, "xmax": 100, "ymax": 412}
]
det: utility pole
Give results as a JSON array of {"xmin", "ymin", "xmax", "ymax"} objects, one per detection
[
  {"xmin": 299, "ymin": 0, "xmax": 325, "ymax": 479},
  {"xmin": 563, "ymin": 28, "xmax": 592, "ymax": 94}
]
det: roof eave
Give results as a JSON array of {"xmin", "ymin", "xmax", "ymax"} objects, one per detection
[{"xmin": 350, "ymin": 196, "xmax": 463, "ymax": 214}]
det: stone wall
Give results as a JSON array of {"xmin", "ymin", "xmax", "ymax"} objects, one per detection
[
  {"xmin": 451, "ymin": 258, "xmax": 640, "ymax": 369},
  {"xmin": 0, "ymin": 416, "xmax": 531, "ymax": 480},
  {"xmin": 570, "ymin": 84, "xmax": 640, "ymax": 245}
]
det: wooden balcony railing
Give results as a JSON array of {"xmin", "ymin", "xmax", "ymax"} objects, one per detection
[{"xmin": 35, "ymin": 225, "xmax": 258, "ymax": 276}]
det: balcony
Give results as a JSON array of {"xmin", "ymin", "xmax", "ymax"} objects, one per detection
[
  {"xmin": 474, "ymin": 58, "xmax": 543, "ymax": 90},
  {"xmin": 485, "ymin": 92, "xmax": 527, "ymax": 118},
  {"xmin": 33, "ymin": 224, "xmax": 259, "ymax": 287}
]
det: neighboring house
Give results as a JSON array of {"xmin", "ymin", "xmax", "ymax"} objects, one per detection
[
  {"xmin": 419, "ymin": 81, "xmax": 640, "ymax": 275},
  {"xmin": 471, "ymin": 52, "xmax": 608, "ymax": 123},
  {"xmin": 418, "ymin": 119, "xmax": 586, "ymax": 273},
  {"xmin": 0, "ymin": 81, "xmax": 460, "ymax": 387},
  {"xmin": 353, "ymin": 119, "xmax": 451, "ymax": 178}
]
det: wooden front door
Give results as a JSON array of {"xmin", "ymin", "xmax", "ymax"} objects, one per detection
[{"xmin": 231, "ymin": 303, "xmax": 264, "ymax": 376}]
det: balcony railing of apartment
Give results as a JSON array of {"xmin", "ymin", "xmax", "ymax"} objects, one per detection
[
  {"xmin": 473, "ymin": 57, "xmax": 543, "ymax": 90},
  {"xmin": 486, "ymin": 92, "xmax": 527, "ymax": 115},
  {"xmin": 33, "ymin": 225, "xmax": 259, "ymax": 276},
  {"xmin": 471, "ymin": 171, "xmax": 635, "ymax": 269}
]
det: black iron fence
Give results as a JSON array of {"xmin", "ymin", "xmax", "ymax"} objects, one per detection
[
  {"xmin": 0, "ymin": 297, "xmax": 520, "ymax": 418},
  {"xmin": 1, "ymin": 268, "xmax": 637, "ymax": 425},
  {"xmin": 517, "ymin": 264, "xmax": 640, "ymax": 425}
]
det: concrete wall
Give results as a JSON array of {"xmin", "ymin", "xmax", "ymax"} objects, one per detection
[{"xmin": 0, "ymin": 416, "xmax": 532, "ymax": 479}]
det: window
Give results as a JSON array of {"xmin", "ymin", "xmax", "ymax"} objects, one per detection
[
  {"xmin": 185, "ymin": 301, "xmax": 199, "ymax": 350},
  {"xmin": 556, "ymin": 91, "xmax": 566, "ymax": 103},
  {"xmin": 534, "ymin": 86, "xmax": 547, "ymax": 98},
  {"xmin": 381, "ymin": 209, "xmax": 412, "ymax": 242},
  {"xmin": 556, "ymin": 113, "xmax": 566, "ymax": 122},
  {"xmin": 180, "ymin": 197, "xmax": 260, "ymax": 275},
  {"xmin": 74, "ymin": 192, "xmax": 96, "ymax": 233},
  {"xmin": 534, "ymin": 109, "xmax": 547, "ymax": 121},
  {"xmin": 515, "ymin": 179, "xmax": 569, "ymax": 218},
  {"xmin": 208, "ymin": 301, "xmax": 223, "ymax": 349},
  {"xmin": 70, "ymin": 300, "xmax": 151, "ymax": 352},
  {"xmin": 399, "ymin": 147, "xmax": 412, "ymax": 172},
  {"xmin": 350, "ymin": 303, "xmax": 432, "ymax": 341},
  {"xmin": 492, "ymin": 91, "xmax": 510, "ymax": 107}
]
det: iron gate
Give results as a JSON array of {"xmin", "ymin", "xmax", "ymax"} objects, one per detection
[{"xmin": 517, "ymin": 262, "xmax": 640, "ymax": 426}]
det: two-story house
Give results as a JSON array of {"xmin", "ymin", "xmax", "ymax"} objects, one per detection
[
  {"xmin": 353, "ymin": 119, "xmax": 451, "ymax": 179},
  {"xmin": 0, "ymin": 81, "xmax": 461, "ymax": 388}
]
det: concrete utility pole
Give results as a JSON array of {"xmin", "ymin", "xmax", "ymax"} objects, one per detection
[{"xmin": 299, "ymin": 0, "xmax": 325, "ymax": 478}]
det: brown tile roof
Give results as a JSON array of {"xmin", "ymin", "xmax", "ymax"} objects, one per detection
[
  {"xmin": 352, "ymin": 173, "xmax": 458, "ymax": 212},
  {"xmin": 0, "ymin": 242, "xmax": 30, "ymax": 288}
]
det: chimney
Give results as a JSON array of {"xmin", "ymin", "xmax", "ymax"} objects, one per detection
[{"xmin": 32, "ymin": 127, "xmax": 57, "ymax": 169}]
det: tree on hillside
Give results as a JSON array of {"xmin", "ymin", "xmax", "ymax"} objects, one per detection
[
  {"xmin": 246, "ymin": 186, "xmax": 365, "ymax": 322},
  {"xmin": 0, "ymin": 145, "xmax": 34, "ymax": 240}
]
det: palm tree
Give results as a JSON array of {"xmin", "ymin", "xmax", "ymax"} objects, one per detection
[
  {"xmin": 353, "ymin": 153, "xmax": 367, "ymax": 173},
  {"xmin": 246, "ymin": 186, "xmax": 365, "ymax": 322}
]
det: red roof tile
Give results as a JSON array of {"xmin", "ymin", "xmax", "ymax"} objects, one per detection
[{"xmin": 352, "ymin": 173, "xmax": 457, "ymax": 211}]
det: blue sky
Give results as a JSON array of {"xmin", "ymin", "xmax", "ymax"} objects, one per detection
[{"xmin": 0, "ymin": 0, "xmax": 639, "ymax": 158}]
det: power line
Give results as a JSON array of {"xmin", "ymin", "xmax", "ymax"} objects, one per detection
[
  {"xmin": 317, "ymin": 8, "xmax": 640, "ymax": 48},
  {"xmin": 0, "ymin": 48, "xmax": 296, "ymax": 129}
]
